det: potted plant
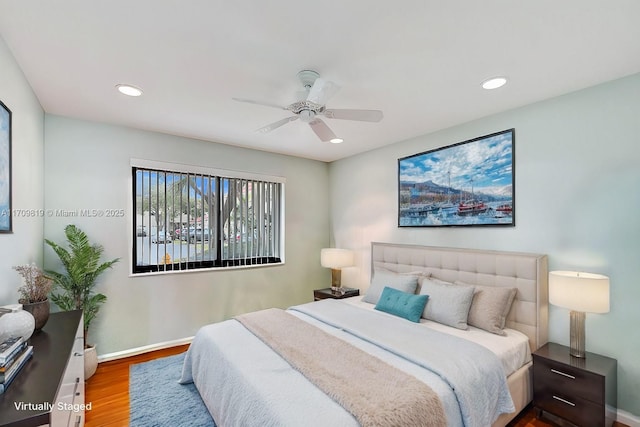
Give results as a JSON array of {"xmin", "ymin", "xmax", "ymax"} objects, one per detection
[
  {"xmin": 45, "ymin": 224, "xmax": 120, "ymax": 379},
  {"xmin": 13, "ymin": 263, "xmax": 53, "ymax": 331}
]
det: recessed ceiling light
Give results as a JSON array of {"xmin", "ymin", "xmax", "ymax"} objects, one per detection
[
  {"xmin": 330, "ymin": 138, "xmax": 344, "ymax": 144},
  {"xmin": 116, "ymin": 84, "xmax": 143, "ymax": 97},
  {"xmin": 481, "ymin": 77, "xmax": 507, "ymax": 90}
]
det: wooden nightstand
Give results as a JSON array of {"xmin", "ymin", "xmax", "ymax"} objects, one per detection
[
  {"xmin": 532, "ymin": 342, "xmax": 617, "ymax": 427},
  {"xmin": 313, "ymin": 287, "xmax": 360, "ymax": 301}
]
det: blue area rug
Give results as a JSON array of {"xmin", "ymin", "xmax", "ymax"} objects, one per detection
[{"xmin": 129, "ymin": 353, "xmax": 216, "ymax": 427}]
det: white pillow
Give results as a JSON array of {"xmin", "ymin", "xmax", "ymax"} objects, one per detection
[
  {"xmin": 456, "ymin": 282, "xmax": 517, "ymax": 336},
  {"xmin": 419, "ymin": 279, "xmax": 475, "ymax": 329},
  {"xmin": 362, "ymin": 270, "xmax": 419, "ymax": 304}
]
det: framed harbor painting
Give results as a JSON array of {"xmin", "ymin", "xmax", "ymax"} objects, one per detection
[
  {"xmin": 0, "ymin": 100, "xmax": 11, "ymax": 233},
  {"xmin": 398, "ymin": 129, "xmax": 515, "ymax": 227}
]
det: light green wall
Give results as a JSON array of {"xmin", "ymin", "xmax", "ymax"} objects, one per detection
[
  {"xmin": 328, "ymin": 73, "xmax": 640, "ymax": 416},
  {"xmin": 43, "ymin": 115, "xmax": 330, "ymax": 355},
  {"xmin": 0, "ymin": 37, "xmax": 45, "ymax": 304}
]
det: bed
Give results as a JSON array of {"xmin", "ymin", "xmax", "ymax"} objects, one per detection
[{"xmin": 180, "ymin": 242, "xmax": 548, "ymax": 427}]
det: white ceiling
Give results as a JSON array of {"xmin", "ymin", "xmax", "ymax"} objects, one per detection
[{"xmin": 1, "ymin": 1, "xmax": 639, "ymax": 162}]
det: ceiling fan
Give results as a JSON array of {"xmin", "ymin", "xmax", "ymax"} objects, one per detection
[{"xmin": 233, "ymin": 70, "xmax": 383, "ymax": 143}]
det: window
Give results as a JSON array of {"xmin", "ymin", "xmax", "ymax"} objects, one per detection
[{"xmin": 132, "ymin": 160, "xmax": 284, "ymax": 274}]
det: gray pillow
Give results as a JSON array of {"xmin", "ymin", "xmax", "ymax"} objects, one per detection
[
  {"xmin": 419, "ymin": 279, "xmax": 475, "ymax": 329},
  {"xmin": 456, "ymin": 282, "xmax": 517, "ymax": 336},
  {"xmin": 362, "ymin": 270, "xmax": 419, "ymax": 304}
]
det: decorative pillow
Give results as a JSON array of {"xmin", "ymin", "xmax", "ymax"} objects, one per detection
[
  {"xmin": 456, "ymin": 282, "xmax": 517, "ymax": 336},
  {"xmin": 362, "ymin": 270, "xmax": 419, "ymax": 305},
  {"xmin": 419, "ymin": 279, "xmax": 475, "ymax": 329},
  {"xmin": 375, "ymin": 286, "xmax": 429, "ymax": 323}
]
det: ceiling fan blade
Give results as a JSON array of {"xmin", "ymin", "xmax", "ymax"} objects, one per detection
[
  {"xmin": 232, "ymin": 97, "xmax": 287, "ymax": 110},
  {"xmin": 323, "ymin": 109, "xmax": 384, "ymax": 122},
  {"xmin": 307, "ymin": 78, "xmax": 340, "ymax": 106},
  {"xmin": 256, "ymin": 116, "xmax": 298, "ymax": 133},
  {"xmin": 308, "ymin": 118, "xmax": 338, "ymax": 142}
]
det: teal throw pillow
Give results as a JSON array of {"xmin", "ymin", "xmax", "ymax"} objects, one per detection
[{"xmin": 374, "ymin": 286, "xmax": 429, "ymax": 323}]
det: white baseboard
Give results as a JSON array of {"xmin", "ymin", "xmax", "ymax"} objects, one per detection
[
  {"xmin": 618, "ymin": 409, "xmax": 640, "ymax": 427},
  {"xmin": 97, "ymin": 336, "xmax": 193, "ymax": 363}
]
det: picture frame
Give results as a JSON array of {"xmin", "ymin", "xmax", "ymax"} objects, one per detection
[
  {"xmin": 398, "ymin": 129, "xmax": 515, "ymax": 227},
  {"xmin": 0, "ymin": 100, "xmax": 12, "ymax": 233}
]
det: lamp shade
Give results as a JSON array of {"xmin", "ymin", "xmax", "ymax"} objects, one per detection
[
  {"xmin": 549, "ymin": 271, "xmax": 610, "ymax": 313},
  {"xmin": 320, "ymin": 248, "xmax": 354, "ymax": 269}
]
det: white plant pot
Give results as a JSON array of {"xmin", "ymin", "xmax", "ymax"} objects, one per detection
[{"xmin": 84, "ymin": 345, "xmax": 98, "ymax": 379}]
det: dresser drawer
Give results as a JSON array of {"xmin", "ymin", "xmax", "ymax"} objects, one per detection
[
  {"xmin": 50, "ymin": 314, "xmax": 85, "ymax": 427},
  {"xmin": 533, "ymin": 356, "xmax": 604, "ymax": 404},
  {"xmin": 534, "ymin": 388, "xmax": 604, "ymax": 427}
]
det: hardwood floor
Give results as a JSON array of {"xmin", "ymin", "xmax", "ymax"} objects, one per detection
[{"xmin": 84, "ymin": 345, "xmax": 627, "ymax": 427}]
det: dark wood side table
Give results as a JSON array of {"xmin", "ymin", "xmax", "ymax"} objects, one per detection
[
  {"xmin": 313, "ymin": 287, "xmax": 360, "ymax": 301},
  {"xmin": 532, "ymin": 342, "xmax": 617, "ymax": 427}
]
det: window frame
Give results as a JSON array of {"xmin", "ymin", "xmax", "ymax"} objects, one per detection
[{"xmin": 130, "ymin": 159, "xmax": 285, "ymax": 276}]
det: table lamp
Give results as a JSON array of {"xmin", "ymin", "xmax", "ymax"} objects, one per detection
[
  {"xmin": 549, "ymin": 271, "xmax": 610, "ymax": 358},
  {"xmin": 320, "ymin": 248, "xmax": 354, "ymax": 292}
]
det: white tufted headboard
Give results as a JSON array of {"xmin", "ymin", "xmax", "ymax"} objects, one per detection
[{"xmin": 371, "ymin": 242, "xmax": 549, "ymax": 351}]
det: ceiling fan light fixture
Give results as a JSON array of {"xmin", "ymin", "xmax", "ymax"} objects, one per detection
[
  {"xmin": 299, "ymin": 109, "xmax": 315, "ymax": 123},
  {"xmin": 481, "ymin": 77, "xmax": 507, "ymax": 90},
  {"xmin": 116, "ymin": 84, "xmax": 143, "ymax": 97},
  {"xmin": 330, "ymin": 138, "xmax": 344, "ymax": 144}
]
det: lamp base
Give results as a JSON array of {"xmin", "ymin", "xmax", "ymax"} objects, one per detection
[
  {"xmin": 569, "ymin": 310, "xmax": 586, "ymax": 358},
  {"xmin": 330, "ymin": 269, "xmax": 342, "ymax": 292}
]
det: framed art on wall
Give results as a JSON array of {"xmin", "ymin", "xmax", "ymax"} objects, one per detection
[
  {"xmin": 398, "ymin": 129, "xmax": 514, "ymax": 227},
  {"xmin": 0, "ymin": 100, "xmax": 11, "ymax": 233}
]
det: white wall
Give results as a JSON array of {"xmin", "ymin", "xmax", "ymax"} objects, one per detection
[
  {"xmin": 329, "ymin": 73, "xmax": 640, "ymax": 416},
  {"xmin": 0, "ymin": 37, "xmax": 45, "ymax": 304},
  {"xmin": 44, "ymin": 115, "xmax": 330, "ymax": 355}
]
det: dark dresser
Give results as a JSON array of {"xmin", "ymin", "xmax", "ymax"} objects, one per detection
[{"xmin": 0, "ymin": 310, "xmax": 84, "ymax": 427}]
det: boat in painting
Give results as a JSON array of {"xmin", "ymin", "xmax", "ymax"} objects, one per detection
[
  {"xmin": 496, "ymin": 203, "xmax": 512, "ymax": 215},
  {"xmin": 402, "ymin": 204, "xmax": 439, "ymax": 217},
  {"xmin": 456, "ymin": 200, "xmax": 489, "ymax": 216}
]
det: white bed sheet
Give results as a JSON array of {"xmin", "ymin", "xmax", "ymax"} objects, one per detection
[
  {"xmin": 287, "ymin": 310, "xmax": 466, "ymax": 427},
  {"xmin": 181, "ymin": 298, "xmax": 528, "ymax": 427},
  {"xmin": 342, "ymin": 296, "xmax": 532, "ymax": 377},
  {"xmin": 181, "ymin": 312, "xmax": 466, "ymax": 427}
]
